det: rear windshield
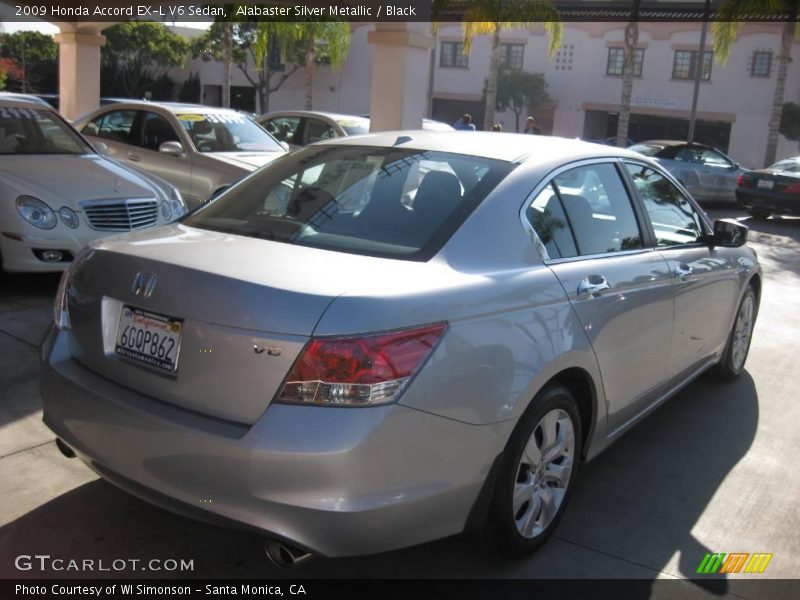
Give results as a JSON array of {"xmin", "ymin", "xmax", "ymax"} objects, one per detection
[
  {"xmin": 769, "ymin": 159, "xmax": 800, "ymax": 173},
  {"xmin": 335, "ymin": 118, "xmax": 370, "ymax": 136},
  {"xmin": 628, "ymin": 144, "xmax": 664, "ymax": 157},
  {"xmin": 184, "ymin": 145, "xmax": 514, "ymax": 261}
]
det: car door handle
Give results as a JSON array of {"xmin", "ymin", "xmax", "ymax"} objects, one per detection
[
  {"xmin": 577, "ymin": 275, "xmax": 610, "ymax": 298},
  {"xmin": 675, "ymin": 264, "xmax": 694, "ymax": 280},
  {"xmin": 127, "ymin": 153, "xmax": 140, "ymax": 162}
]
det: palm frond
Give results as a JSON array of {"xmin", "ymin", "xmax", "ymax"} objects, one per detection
[
  {"xmin": 461, "ymin": 0, "xmax": 563, "ymax": 56},
  {"xmin": 713, "ymin": 0, "xmax": 788, "ymax": 62}
]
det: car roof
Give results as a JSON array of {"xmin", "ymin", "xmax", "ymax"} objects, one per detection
[
  {"xmin": 90, "ymin": 101, "xmax": 246, "ymax": 115},
  {"xmin": 635, "ymin": 139, "xmax": 715, "ymax": 150},
  {"xmin": 0, "ymin": 97, "xmax": 56, "ymax": 111},
  {"xmin": 318, "ymin": 130, "xmax": 647, "ymax": 164},
  {"xmin": 0, "ymin": 93, "xmax": 53, "ymax": 109}
]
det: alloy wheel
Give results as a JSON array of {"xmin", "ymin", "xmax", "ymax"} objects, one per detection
[
  {"xmin": 513, "ymin": 408, "xmax": 575, "ymax": 539},
  {"xmin": 731, "ymin": 293, "xmax": 755, "ymax": 371}
]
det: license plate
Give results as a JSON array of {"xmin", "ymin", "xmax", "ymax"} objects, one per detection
[
  {"xmin": 115, "ymin": 306, "xmax": 182, "ymax": 372},
  {"xmin": 757, "ymin": 179, "xmax": 774, "ymax": 189}
]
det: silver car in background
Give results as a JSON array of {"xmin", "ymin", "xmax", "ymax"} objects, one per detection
[
  {"xmin": 258, "ymin": 110, "xmax": 454, "ymax": 150},
  {"xmin": 629, "ymin": 140, "xmax": 747, "ymax": 204},
  {"xmin": 74, "ymin": 102, "xmax": 287, "ymax": 208},
  {"xmin": 41, "ymin": 132, "xmax": 760, "ymax": 565}
]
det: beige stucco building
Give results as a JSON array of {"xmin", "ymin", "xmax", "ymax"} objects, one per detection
[{"xmin": 170, "ymin": 21, "xmax": 799, "ymax": 168}]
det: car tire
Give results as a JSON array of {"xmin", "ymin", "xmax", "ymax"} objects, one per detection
[
  {"xmin": 747, "ymin": 208, "xmax": 770, "ymax": 220},
  {"xmin": 484, "ymin": 384, "xmax": 581, "ymax": 559},
  {"xmin": 715, "ymin": 285, "xmax": 758, "ymax": 380}
]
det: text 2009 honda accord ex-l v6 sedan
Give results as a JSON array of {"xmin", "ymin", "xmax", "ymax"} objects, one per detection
[{"xmin": 41, "ymin": 131, "xmax": 760, "ymax": 565}]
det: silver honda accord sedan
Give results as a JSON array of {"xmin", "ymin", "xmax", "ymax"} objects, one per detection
[{"xmin": 41, "ymin": 131, "xmax": 760, "ymax": 563}]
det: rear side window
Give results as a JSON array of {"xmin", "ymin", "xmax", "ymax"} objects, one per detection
[
  {"xmin": 264, "ymin": 116, "xmax": 301, "ymax": 144},
  {"xmin": 303, "ymin": 118, "xmax": 337, "ymax": 144},
  {"xmin": 526, "ymin": 184, "xmax": 578, "ymax": 259},
  {"xmin": 138, "ymin": 111, "xmax": 179, "ymax": 151},
  {"xmin": 84, "ymin": 110, "xmax": 136, "ymax": 144},
  {"xmin": 185, "ymin": 145, "xmax": 515, "ymax": 261},
  {"xmin": 526, "ymin": 163, "xmax": 643, "ymax": 258}
]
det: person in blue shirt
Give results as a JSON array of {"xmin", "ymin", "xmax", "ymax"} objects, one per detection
[{"xmin": 453, "ymin": 114, "xmax": 476, "ymax": 131}]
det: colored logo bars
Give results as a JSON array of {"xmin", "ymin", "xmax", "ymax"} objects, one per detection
[{"xmin": 696, "ymin": 553, "xmax": 773, "ymax": 574}]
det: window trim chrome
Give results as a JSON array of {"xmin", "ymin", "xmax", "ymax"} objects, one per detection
[{"xmin": 519, "ymin": 156, "xmax": 654, "ymax": 264}]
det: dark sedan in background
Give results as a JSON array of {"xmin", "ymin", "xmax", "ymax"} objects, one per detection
[{"xmin": 736, "ymin": 156, "xmax": 800, "ymax": 218}]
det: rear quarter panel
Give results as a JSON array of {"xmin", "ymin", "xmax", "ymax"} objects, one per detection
[{"xmin": 314, "ymin": 162, "xmax": 607, "ymax": 440}]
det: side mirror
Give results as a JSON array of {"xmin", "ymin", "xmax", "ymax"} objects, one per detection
[
  {"xmin": 279, "ymin": 141, "xmax": 290, "ymax": 152},
  {"xmin": 93, "ymin": 141, "xmax": 109, "ymax": 155},
  {"xmin": 159, "ymin": 141, "xmax": 184, "ymax": 156},
  {"xmin": 706, "ymin": 219, "xmax": 748, "ymax": 247}
]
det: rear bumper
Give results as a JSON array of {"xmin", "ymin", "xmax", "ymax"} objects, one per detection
[
  {"xmin": 41, "ymin": 327, "xmax": 511, "ymax": 557},
  {"xmin": 735, "ymin": 189, "xmax": 800, "ymax": 215}
]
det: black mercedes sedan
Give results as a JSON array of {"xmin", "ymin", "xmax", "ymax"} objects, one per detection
[{"xmin": 736, "ymin": 156, "xmax": 800, "ymax": 218}]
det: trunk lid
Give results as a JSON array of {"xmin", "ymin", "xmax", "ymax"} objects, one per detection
[{"xmin": 65, "ymin": 224, "xmax": 451, "ymax": 424}]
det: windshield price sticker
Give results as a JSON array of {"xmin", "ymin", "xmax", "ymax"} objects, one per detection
[
  {"xmin": 0, "ymin": 107, "xmax": 42, "ymax": 120},
  {"xmin": 178, "ymin": 113, "xmax": 246, "ymax": 125}
]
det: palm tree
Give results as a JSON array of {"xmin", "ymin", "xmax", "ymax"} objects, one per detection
[
  {"xmin": 615, "ymin": 0, "xmax": 641, "ymax": 147},
  {"xmin": 222, "ymin": 22, "xmax": 232, "ymax": 109},
  {"xmin": 713, "ymin": 0, "xmax": 800, "ymax": 166},
  {"xmin": 461, "ymin": 0, "xmax": 562, "ymax": 130},
  {"xmin": 288, "ymin": 22, "xmax": 350, "ymax": 110}
]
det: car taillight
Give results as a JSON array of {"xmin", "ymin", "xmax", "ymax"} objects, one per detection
[
  {"xmin": 275, "ymin": 323, "xmax": 447, "ymax": 407},
  {"xmin": 53, "ymin": 249, "xmax": 94, "ymax": 331},
  {"xmin": 785, "ymin": 182, "xmax": 800, "ymax": 194},
  {"xmin": 53, "ymin": 267, "xmax": 71, "ymax": 330},
  {"xmin": 737, "ymin": 174, "xmax": 753, "ymax": 188}
]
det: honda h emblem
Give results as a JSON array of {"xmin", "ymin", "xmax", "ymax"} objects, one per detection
[{"xmin": 131, "ymin": 272, "xmax": 158, "ymax": 298}]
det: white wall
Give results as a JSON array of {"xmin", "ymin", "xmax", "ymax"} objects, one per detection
[{"xmin": 169, "ymin": 25, "xmax": 373, "ymax": 115}]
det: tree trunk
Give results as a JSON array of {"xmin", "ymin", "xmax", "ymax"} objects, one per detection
[
  {"xmin": 304, "ymin": 37, "xmax": 315, "ymax": 111},
  {"xmin": 482, "ymin": 24, "xmax": 501, "ymax": 131},
  {"xmin": 257, "ymin": 59, "xmax": 268, "ymax": 114},
  {"xmin": 262, "ymin": 63, "xmax": 272, "ymax": 114},
  {"xmin": 764, "ymin": 18, "xmax": 796, "ymax": 167},
  {"xmin": 222, "ymin": 23, "xmax": 232, "ymax": 109},
  {"xmin": 616, "ymin": 6, "xmax": 639, "ymax": 147}
]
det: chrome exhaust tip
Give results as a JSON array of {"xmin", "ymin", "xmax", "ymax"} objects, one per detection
[
  {"xmin": 55, "ymin": 438, "xmax": 76, "ymax": 458},
  {"xmin": 264, "ymin": 540, "xmax": 313, "ymax": 569}
]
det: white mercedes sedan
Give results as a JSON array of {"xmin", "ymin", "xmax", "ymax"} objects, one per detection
[{"xmin": 0, "ymin": 99, "xmax": 186, "ymax": 273}]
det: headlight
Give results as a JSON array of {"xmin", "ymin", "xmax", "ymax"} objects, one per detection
[
  {"xmin": 169, "ymin": 187, "xmax": 186, "ymax": 218},
  {"xmin": 16, "ymin": 196, "xmax": 56, "ymax": 229},
  {"xmin": 58, "ymin": 207, "xmax": 79, "ymax": 229}
]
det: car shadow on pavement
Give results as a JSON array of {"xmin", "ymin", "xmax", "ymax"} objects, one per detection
[
  {"xmin": 742, "ymin": 216, "xmax": 800, "ymax": 279},
  {"xmin": 0, "ymin": 370, "xmax": 759, "ymax": 586},
  {"xmin": 554, "ymin": 371, "xmax": 759, "ymax": 594}
]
